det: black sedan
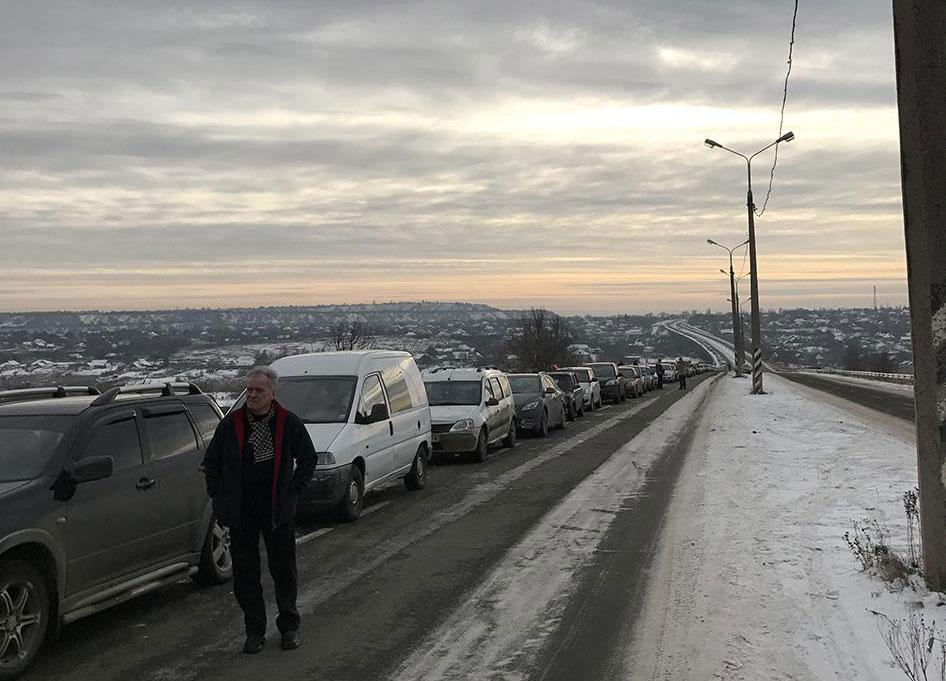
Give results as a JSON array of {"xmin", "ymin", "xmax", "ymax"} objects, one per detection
[{"xmin": 547, "ymin": 370, "xmax": 585, "ymax": 420}]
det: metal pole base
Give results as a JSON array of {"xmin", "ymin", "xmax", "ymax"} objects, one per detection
[{"xmin": 751, "ymin": 348, "xmax": 764, "ymax": 394}]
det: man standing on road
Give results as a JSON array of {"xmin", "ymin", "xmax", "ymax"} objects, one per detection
[
  {"xmin": 675, "ymin": 357, "xmax": 687, "ymax": 390},
  {"xmin": 655, "ymin": 360, "xmax": 665, "ymax": 389},
  {"xmin": 204, "ymin": 366, "xmax": 317, "ymax": 654}
]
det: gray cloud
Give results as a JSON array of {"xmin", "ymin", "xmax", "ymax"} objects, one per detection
[{"xmin": 0, "ymin": 0, "xmax": 905, "ymax": 312}]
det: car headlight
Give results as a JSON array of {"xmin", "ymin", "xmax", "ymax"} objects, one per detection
[
  {"xmin": 604, "ymin": 379, "xmax": 615, "ymax": 386},
  {"xmin": 522, "ymin": 401, "xmax": 540, "ymax": 411},
  {"xmin": 316, "ymin": 451, "xmax": 336, "ymax": 466},
  {"xmin": 450, "ymin": 418, "xmax": 475, "ymax": 431}
]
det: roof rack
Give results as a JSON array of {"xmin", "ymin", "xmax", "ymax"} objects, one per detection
[
  {"xmin": 91, "ymin": 382, "xmax": 204, "ymax": 407},
  {"xmin": 0, "ymin": 385, "xmax": 102, "ymax": 405}
]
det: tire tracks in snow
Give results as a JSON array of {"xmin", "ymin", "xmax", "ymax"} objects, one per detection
[{"xmin": 388, "ymin": 376, "xmax": 722, "ymax": 681}]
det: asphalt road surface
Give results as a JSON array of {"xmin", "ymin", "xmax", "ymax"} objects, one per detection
[
  {"xmin": 28, "ymin": 374, "xmax": 715, "ymax": 681},
  {"xmin": 779, "ymin": 372, "xmax": 915, "ymax": 422}
]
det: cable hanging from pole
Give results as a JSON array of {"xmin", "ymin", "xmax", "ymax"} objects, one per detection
[{"xmin": 756, "ymin": 0, "xmax": 799, "ymax": 218}]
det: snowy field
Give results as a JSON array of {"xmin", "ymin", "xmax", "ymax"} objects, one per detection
[{"xmin": 628, "ymin": 372, "xmax": 935, "ymax": 681}]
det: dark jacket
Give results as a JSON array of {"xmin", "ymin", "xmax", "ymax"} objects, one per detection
[{"xmin": 203, "ymin": 401, "xmax": 317, "ymax": 529}]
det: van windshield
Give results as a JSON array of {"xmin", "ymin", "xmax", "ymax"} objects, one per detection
[
  {"xmin": 424, "ymin": 381, "xmax": 481, "ymax": 406},
  {"xmin": 0, "ymin": 415, "xmax": 75, "ymax": 481},
  {"xmin": 276, "ymin": 377, "xmax": 358, "ymax": 424}
]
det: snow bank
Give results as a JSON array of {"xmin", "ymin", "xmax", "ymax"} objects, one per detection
[{"xmin": 625, "ymin": 373, "xmax": 935, "ymax": 681}]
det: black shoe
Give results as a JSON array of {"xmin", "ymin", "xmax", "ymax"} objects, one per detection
[
  {"xmin": 243, "ymin": 634, "xmax": 265, "ymax": 654},
  {"xmin": 280, "ymin": 630, "xmax": 300, "ymax": 651}
]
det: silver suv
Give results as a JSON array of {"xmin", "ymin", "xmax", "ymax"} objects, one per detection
[
  {"xmin": 0, "ymin": 383, "xmax": 232, "ymax": 679},
  {"xmin": 423, "ymin": 368, "xmax": 517, "ymax": 462}
]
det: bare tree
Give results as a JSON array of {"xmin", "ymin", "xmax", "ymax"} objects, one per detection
[
  {"xmin": 506, "ymin": 308, "xmax": 576, "ymax": 371},
  {"xmin": 329, "ymin": 319, "xmax": 375, "ymax": 351},
  {"xmin": 871, "ymin": 350, "xmax": 894, "ymax": 373},
  {"xmin": 843, "ymin": 338, "xmax": 863, "ymax": 371}
]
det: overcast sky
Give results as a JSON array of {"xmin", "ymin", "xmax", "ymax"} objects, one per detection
[{"xmin": 1, "ymin": 1, "xmax": 904, "ymax": 313}]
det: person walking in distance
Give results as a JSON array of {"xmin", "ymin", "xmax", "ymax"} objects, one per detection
[
  {"xmin": 655, "ymin": 360, "xmax": 665, "ymax": 389},
  {"xmin": 204, "ymin": 366, "xmax": 316, "ymax": 654},
  {"xmin": 675, "ymin": 357, "xmax": 687, "ymax": 390}
]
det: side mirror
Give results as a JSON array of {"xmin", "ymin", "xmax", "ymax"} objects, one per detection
[
  {"xmin": 74, "ymin": 455, "xmax": 114, "ymax": 484},
  {"xmin": 369, "ymin": 402, "xmax": 389, "ymax": 423},
  {"xmin": 485, "ymin": 397, "xmax": 499, "ymax": 407}
]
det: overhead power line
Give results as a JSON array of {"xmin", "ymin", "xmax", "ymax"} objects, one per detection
[{"xmin": 756, "ymin": 0, "xmax": 799, "ymax": 218}]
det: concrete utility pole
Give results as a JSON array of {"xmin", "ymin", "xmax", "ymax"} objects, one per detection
[{"xmin": 893, "ymin": 0, "xmax": 946, "ymax": 589}]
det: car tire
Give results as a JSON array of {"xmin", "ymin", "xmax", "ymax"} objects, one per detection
[
  {"xmin": 194, "ymin": 516, "xmax": 233, "ymax": 586},
  {"xmin": 566, "ymin": 403, "xmax": 575, "ymax": 421},
  {"xmin": 0, "ymin": 559, "xmax": 50, "ymax": 680},
  {"xmin": 577, "ymin": 403, "xmax": 584, "ymax": 417},
  {"xmin": 502, "ymin": 420, "xmax": 517, "ymax": 448},
  {"xmin": 472, "ymin": 429, "xmax": 489, "ymax": 462},
  {"xmin": 336, "ymin": 465, "xmax": 365, "ymax": 522},
  {"xmin": 404, "ymin": 445, "xmax": 428, "ymax": 490},
  {"xmin": 536, "ymin": 411, "xmax": 548, "ymax": 437}
]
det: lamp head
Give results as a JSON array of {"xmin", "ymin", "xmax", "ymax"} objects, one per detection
[
  {"xmin": 704, "ymin": 138, "xmax": 720, "ymax": 149},
  {"xmin": 706, "ymin": 238, "xmax": 717, "ymax": 245},
  {"xmin": 777, "ymin": 131, "xmax": 795, "ymax": 144}
]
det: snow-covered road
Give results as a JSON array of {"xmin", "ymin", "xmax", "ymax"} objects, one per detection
[
  {"xmin": 390, "ymin": 377, "xmax": 722, "ymax": 681},
  {"xmin": 625, "ymin": 372, "xmax": 926, "ymax": 681}
]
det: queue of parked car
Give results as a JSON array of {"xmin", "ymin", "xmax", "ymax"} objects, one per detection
[{"xmin": 0, "ymin": 349, "xmax": 713, "ymax": 678}]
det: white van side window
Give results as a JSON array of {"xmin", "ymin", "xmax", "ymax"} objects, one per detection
[
  {"xmin": 498, "ymin": 375, "xmax": 512, "ymax": 396},
  {"xmin": 483, "ymin": 379, "xmax": 495, "ymax": 402},
  {"xmin": 382, "ymin": 366, "xmax": 413, "ymax": 414},
  {"xmin": 488, "ymin": 377, "xmax": 504, "ymax": 399},
  {"xmin": 358, "ymin": 374, "xmax": 387, "ymax": 420},
  {"xmin": 400, "ymin": 357, "xmax": 428, "ymax": 407}
]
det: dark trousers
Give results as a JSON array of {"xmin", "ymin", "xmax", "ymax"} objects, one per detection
[
  {"xmin": 229, "ymin": 521, "xmax": 299, "ymax": 637},
  {"xmin": 679, "ymin": 375, "xmax": 687, "ymax": 389}
]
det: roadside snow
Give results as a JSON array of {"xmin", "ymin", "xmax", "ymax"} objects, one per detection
[
  {"xmin": 624, "ymin": 373, "xmax": 938, "ymax": 681},
  {"xmin": 793, "ymin": 370, "xmax": 916, "ymax": 396}
]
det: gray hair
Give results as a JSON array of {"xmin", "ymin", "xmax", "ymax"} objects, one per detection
[{"xmin": 246, "ymin": 365, "xmax": 279, "ymax": 390}]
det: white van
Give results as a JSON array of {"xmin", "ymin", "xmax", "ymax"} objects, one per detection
[
  {"xmin": 266, "ymin": 351, "xmax": 432, "ymax": 521},
  {"xmin": 423, "ymin": 367, "xmax": 517, "ymax": 462}
]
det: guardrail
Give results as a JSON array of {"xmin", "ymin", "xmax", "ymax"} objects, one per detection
[{"xmin": 813, "ymin": 367, "xmax": 914, "ymax": 386}]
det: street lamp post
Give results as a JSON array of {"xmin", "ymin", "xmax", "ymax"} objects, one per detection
[
  {"xmin": 708, "ymin": 238, "xmax": 749, "ymax": 375},
  {"xmin": 734, "ymin": 272, "xmax": 750, "ymax": 370},
  {"xmin": 705, "ymin": 131, "xmax": 795, "ymax": 394}
]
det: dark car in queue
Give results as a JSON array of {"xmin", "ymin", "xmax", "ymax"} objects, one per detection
[
  {"xmin": 547, "ymin": 371, "xmax": 586, "ymax": 420},
  {"xmin": 584, "ymin": 362, "xmax": 625, "ymax": 404},
  {"xmin": 0, "ymin": 384, "xmax": 232, "ymax": 680},
  {"xmin": 507, "ymin": 373, "xmax": 567, "ymax": 437}
]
